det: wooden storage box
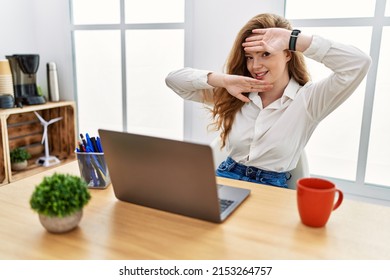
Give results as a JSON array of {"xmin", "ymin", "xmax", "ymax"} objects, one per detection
[{"xmin": 0, "ymin": 101, "xmax": 77, "ymax": 183}]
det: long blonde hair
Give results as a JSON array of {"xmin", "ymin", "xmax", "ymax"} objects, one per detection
[{"xmin": 211, "ymin": 13, "xmax": 310, "ymax": 147}]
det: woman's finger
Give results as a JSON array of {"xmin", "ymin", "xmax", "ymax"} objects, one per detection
[
  {"xmin": 242, "ymin": 40, "xmax": 261, "ymax": 47},
  {"xmin": 251, "ymin": 29, "xmax": 267, "ymax": 34},
  {"xmin": 234, "ymin": 93, "xmax": 251, "ymax": 103},
  {"xmin": 245, "ymin": 35, "xmax": 263, "ymax": 42}
]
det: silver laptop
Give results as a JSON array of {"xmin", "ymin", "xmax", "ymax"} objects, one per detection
[{"xmin": 98, "ymin": 129, "xmax": 250, "ymax": 223}]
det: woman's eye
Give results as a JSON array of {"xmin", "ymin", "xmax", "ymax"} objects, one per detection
[
  {"xmin": 262, "ymin": 52, "xmax": 271, "ymax": 57},
  {"xmin": 245, "ymin": 56, "xmax": 253, "ymax": 60}
]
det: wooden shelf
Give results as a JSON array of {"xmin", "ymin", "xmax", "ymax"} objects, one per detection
[{"xmin": 0, "ymin": 101, "xmax": 77, "ymax": 185}]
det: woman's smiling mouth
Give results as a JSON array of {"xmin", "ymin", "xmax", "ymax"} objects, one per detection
[{"xmin": 255, "ymin": 71, "xmax": 268, "ymax": 79}]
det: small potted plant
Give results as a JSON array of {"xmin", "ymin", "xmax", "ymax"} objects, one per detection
[
  {"xmin": 10, "ymin": 147, "xmax": 31, "ymax": 171},
  {"xmin": 30, "ymin": 173, "xmax": 91, "ymax": 233}
]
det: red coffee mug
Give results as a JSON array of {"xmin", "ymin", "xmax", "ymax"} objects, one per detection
[{"xmin": 297, "ymin": 177, "xmax": 343, "ymax": 227}]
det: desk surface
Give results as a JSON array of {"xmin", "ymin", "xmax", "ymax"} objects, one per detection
[{"xmin": 1, "ymin": 161, "xmax": 389, "ymax": 260}]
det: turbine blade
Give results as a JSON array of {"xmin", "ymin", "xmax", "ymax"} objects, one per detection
[
  {"xmin": 34, "ymin": 111, "xmax": 47, "ymax": 124},
  {"xmin": 47, "ymin": 117, "xmax": 63, "ymax": 125}
]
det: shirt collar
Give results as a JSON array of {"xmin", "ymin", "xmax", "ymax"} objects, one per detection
[
  {"xmin": 248, "ymin": 91, "xmax": 261, "ymax": 105},
  {"xmin": 281, "ymin": 78, "xmax": 301, "ymax": 103}
]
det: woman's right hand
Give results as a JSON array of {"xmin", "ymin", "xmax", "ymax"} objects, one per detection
[{"xmin": 207, "ymin": 73, "xmax": 273, "ymax": 102}]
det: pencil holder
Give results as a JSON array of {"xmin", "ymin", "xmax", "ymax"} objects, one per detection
[{"xmin": 75, "ymin": 151, "xmax": 111, "ymax": 189}]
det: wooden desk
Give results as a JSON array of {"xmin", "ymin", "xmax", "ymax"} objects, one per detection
[{"xmin": 1, "ymin": 161, "xmax": 389, "ymax": 260}]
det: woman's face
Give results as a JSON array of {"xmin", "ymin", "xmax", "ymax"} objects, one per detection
[{"xmin": 244, "ymin": 45, "xmax": 291, "ymax": 87}]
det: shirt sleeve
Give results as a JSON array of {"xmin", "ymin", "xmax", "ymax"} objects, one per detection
[
  {"xmin": 165, "ymin": 67, "xmax": 215, "ymax": 105},
  {"xmin": 301, "ymin": 35, "xmax": 372, "ymax": 122}
]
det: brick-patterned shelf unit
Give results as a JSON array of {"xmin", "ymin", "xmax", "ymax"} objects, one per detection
[{"xmin": 0, "ymin": 101, "xmax": 77, "ymax": 184}]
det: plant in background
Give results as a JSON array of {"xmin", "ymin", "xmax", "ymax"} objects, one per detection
[
  {"xmin": 30, "ymin": 173, "xmax": 91, "ymax": 218},
  {"xmin": 10, "ymin": 147, "xmax": 31, "ymax": 163}
]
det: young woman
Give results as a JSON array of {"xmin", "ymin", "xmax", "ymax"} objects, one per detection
[{"xmin": 165, "ymin": 13, "xmax": 371, "ymax": 188}]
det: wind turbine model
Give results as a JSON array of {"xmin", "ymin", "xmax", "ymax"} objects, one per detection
[{"xmin": 34, "ymin": 111, "xmax": 63, "ymax": 167}]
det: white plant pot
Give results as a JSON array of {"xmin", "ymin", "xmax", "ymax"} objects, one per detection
[
  {"xmin": 11, "ymin": 160, "xmax": 28, "ymax": 171},
  {"xmin": 38, "ymin": 210, "xmax": 83, "ymax": 233}
]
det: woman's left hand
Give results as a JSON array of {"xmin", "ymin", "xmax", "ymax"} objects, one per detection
[{"xmin": 242, "ymin": 28, "xmax": 290, "ymax": 53}]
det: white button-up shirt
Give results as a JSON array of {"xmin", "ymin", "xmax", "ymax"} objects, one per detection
[{"xmin": 166, "ymin": 35, "xmax": 371, "ymax": 172}]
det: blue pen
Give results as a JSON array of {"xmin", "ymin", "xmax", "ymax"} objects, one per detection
[
  {"xmin": 86, "ymin": 142, "xmax": 106, "ymax": 176},
  {"xmin": 85, "ymin": 133, "xmax": 94, "ymax": 152},
  {"xmin": 85, "ymin": 145, "xmax": 94, "ymax": 153},
  {"xmin": 96, "ymin": 137, "xmax": 103, "ymax": 152},
  {"xmin": 85, "ymin": 152, "xmax": 98, "ymax": 186}
]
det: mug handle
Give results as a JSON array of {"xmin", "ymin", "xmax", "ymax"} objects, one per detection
[{"xmin": 333, "ymin": 189, "xmax": 343, "ymax": 211}]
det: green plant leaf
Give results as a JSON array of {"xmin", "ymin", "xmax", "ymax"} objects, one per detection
[
  {"xmin": 30, "ymin": 173, "xmax": 91, "ymax": 217},
  {"xmin": 10, "ymin": 147, "xmax": 31, "ymax": 163}
]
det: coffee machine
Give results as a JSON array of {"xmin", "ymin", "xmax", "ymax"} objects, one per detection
[{"xmin": 6, "ymin": 54, "xmax": 46, "ymax": 107}]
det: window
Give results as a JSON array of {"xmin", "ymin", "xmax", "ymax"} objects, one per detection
[
  {"xmin": 286, "ymin": 0, "xmax": 375, "ymax": 18},
  {"xmin": 70, "ymin": 0, "xmax": 184, "ymax": 139},
  {"xmin": 366, "ymin": 27, "xmax": 390, "ymax": 186},
  {"xmin": 285, "ymin": 0, "xmax": 390, "ymax": 203},
  {"xmin": 298, "ymin": 27, "xmax": 371, "ymax": 181}
]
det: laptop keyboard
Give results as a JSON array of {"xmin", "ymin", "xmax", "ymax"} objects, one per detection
[{"xmin": 219, "ymin": 199, "xmax": 234, "ymax": 213}]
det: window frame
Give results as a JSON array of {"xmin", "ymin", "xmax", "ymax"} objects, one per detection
[
  {"xmin": 286, "ymin": 0, "xmax": 390, "ymax": 205},
  {"xmin": 69, "ymin": 0, "xmax": 185, "ymax": 134}
]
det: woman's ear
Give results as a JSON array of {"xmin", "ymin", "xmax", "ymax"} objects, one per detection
[{"xmin": 284, "ymin": 50, "xmax": 292, "ymax": 62}]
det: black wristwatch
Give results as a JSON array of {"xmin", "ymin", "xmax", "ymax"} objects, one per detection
[{"xmin": 289, "ymin": 29, "xmax": 301, "ymax": 51}]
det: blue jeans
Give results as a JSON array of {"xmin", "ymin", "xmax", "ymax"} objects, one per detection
[{"xmin": 216, "ymin": 157, "xmax": 290, "ymax": 188}]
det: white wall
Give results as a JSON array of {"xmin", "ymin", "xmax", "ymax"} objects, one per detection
[
  {"xmin": 0, "ymin": 1, "xmax": 36, "ymax": 55},
  {"xmin": 34, "ymin": 0, "xmax": 74, "ymax": 101},
  {"xmin": 184, "ymin": 0, "xmax": 284, "ymax": 143},
  {"xmin": 0, "ymin": 0, "xmax": 74, "ymax": 101}
]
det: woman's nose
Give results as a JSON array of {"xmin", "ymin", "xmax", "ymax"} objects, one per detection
[{"xmin": 252, "ymin": 58, "xmax": 264, "ymax": 69}]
